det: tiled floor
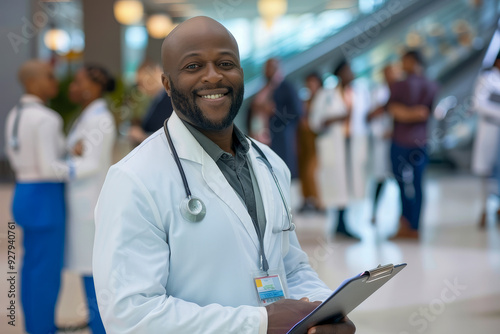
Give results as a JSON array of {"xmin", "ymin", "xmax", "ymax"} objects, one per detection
[{"xmin": 0, "ymin": 171, "xmax": 499, "ymax": 333}]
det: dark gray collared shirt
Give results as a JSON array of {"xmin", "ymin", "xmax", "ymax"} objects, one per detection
[{"xmin": 182, "ymin": 121, "xmax": 266, "ymax": 235}]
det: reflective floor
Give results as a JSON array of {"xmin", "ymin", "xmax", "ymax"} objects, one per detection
[{"xmin": 0, "ymin": 170, "xmax": 499, "ymax": 333}]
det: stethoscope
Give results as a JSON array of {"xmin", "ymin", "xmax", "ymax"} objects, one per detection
[
  {"xmin": 163, "ymin": 118, "xmax": 296, "ymax": 232},
  {"xmin": 9, "ymin": 102, "xmax": 24, "ymax": 152}
]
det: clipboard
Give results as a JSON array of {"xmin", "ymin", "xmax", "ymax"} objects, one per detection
[{"xmin": 287, "ymin": 263, "xmax": 407, "ymax": 334}]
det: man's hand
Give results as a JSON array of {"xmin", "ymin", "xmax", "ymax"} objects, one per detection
[
  {"xmin": 412, "ymin": 105, "xmax": 430, "ymax": 121},
  {"xmin": 366, "ymin": 106, "xmax": 385, "ymax": 121},
  {"xmin": 307, "ymin": 317, "xmax": 356, "ymax": 334},
  {"xmin": 72, "ymin": 140, "xmax": 84, "ymax": 156},
  {"xmin": 266, "ymin": 298, "xmax": 319, "ymax": 334},
  {"xmin": 266, "ymin": 298, "xmax": 355, "ymax": 334},
  {"xmin": 389, "ymin": 102, "xmax": 430, "ymax": 123}
]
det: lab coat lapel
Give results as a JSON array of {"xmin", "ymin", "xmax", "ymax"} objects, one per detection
[
  {"xmin": 166, "ymin": 112, "xmax": 203, "ymax": 164},
  {"xmin": 200, "ymin": 153, "xmax": 261, "ymax": 250},
  {"xmin": 167, "ymin": 113, "xmax": 261, "ymax": 250},
  {"xmin": 247, "ymin": 142, "xmax": 278, "ymax": 257}
]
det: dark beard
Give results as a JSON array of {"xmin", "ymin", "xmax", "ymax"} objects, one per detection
[{"xmin": 169, "ymin": 78, "xmax": 244, "ymax": 131}]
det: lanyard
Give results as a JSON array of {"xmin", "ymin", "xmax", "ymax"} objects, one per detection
[
  {"xmin": 247, "ymin": 140, "xmax": 296, "ymax": 273},
  {"xmin": 255, "ymin": 218, "xmax": 269, "ymax": 273},
  {"xmin": 245, "ymin": 152, "xmax": 269, "ymax": 273}
]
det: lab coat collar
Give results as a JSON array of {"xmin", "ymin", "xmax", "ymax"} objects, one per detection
[
  {"xmin": 81, "ymin": 98, "xmax": 107, "ymax": 116},
  {"xmin": 166, "ymin": 112, "xmax": 262, "ymax": 251},
  {"xmin": 20, "ymin": 94, "xmax": 44, "ymax": 106},
  {"xmin": 166, "ymin": 111, "xmax": 205, "ymax": 165}
]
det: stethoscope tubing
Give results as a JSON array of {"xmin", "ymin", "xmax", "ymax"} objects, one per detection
[
  {"xmin": 10, "ymin": 102, "xmax": 24, "ymax": 152},
  {"xmin": 163, "ymin": 118, "xmax": 192, "ymax": 198}
]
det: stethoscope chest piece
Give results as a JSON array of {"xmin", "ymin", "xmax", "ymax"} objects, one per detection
[{"xmin": 180, "ymin": 196, "xmax": 206, "ymax": 222}]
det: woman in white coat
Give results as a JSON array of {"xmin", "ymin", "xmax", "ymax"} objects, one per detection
[
  {"xmin": 367, "ymin": 65, "xmax": 399, "ymax": 224},
  {"xmin": 67, "ymin": 64, "xmax": 116, "ymax": 333},
  {"xmin": 309, "ymin": 61, "xmax": 371, "ymax": 238},
  {"xmin": 472, "ymin": 56, "xmax": 500, "ymax": 228}
]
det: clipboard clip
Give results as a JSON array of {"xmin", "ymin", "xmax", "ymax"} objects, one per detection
[{"xmin": 365, "ymin": 264, "xmax": 394, "ymax": 283}]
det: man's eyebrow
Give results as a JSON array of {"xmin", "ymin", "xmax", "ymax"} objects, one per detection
[
  {"xmin": 179, "ymin": 52, "xmax": 201, "ymax": 64},
  {"xmin": 218, "ymin": 50, "xmax": 238, "ymax": 58},
  {"xmin": 179, "ymin": 50, "xmax": 239, "ymax": 64}
]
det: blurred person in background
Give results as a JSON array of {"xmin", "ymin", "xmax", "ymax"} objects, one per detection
[
  {"xmin": 66, "ymin": 64, "xmax": 117, "ymax": 333},
  {"xmin": 297, "ymin": 73, "xmax": 324, "ymax": 213},
  {"xmin": 251, "ymin": 58, "xmax": 302, "ymax": 178},
  {"xmin": 471, "ymin": 52, "xmax": 500, "ymax": 228},
  {"xmin": 5, "ymin": 60, "xmax": 76, "ymax": 334},
  {"xmin": 247, "ymin": 78, "xmax": 273, "ymax": 145},
  {"xmin": 310, "ymin": 60, "xmax": 371, "ymax": 239},
  {"xmin": 128, "ymin": 60, "xmax": 173, "ymax": 145},
  {"xmin": 367, "ymin": 64, "xmax": 400, "ymax": 224},
  {"xmin": 388, "ymin": 50, "xmax": 438, "ymax": 239}
]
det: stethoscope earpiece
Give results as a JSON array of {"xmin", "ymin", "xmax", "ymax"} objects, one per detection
[{"xmin": 180, "ymin": 196, "xmax": 206, "ymax": 223}]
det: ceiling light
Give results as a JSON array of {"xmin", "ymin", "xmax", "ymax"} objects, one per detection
[
  {"xmin": 258, "ymin": 0, "xmax": 287, "ymax": 28},
  {"xmin": 113, "ymin": 0, "xmax": 144, "ymax": 25},
  {"xmin": 44, "ymin": 28, "xmax": 70, "ymax": 52},
  {"xmin": 146, "ymin": 14, "xmax": 174, "ymax": 39}
]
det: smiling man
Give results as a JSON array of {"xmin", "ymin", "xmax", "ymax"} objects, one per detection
[{"xmin": 93, "ymin": 16, "xmax": 355, "ymax": 334}]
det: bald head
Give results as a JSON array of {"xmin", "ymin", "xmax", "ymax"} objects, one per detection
[
  {"xmin": 161, "ymin": 16, "xmax": 239, "ymax": 75},
  {"xmin": 18, "ymin": 60, "xmax": 49, "ymax": 87},
  {"xmin": 18, "ymin": 60, "xmax": 58, "ymax": 102}
]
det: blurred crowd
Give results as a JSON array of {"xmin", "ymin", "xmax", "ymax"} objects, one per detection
[{"xmin": 244, "ymin": 51, "xmax": 438, "ymax": 241}]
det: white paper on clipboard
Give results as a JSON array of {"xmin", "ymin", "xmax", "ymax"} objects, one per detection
[{"xmin": 287, "ymin": 263, "xmax": 407, "ymax": 334}]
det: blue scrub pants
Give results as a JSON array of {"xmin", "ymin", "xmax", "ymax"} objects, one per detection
[
  {"xmin": 12, "ymin": 182, "xmax": 65, "ymax": 334},
  {"xmin": 83, "ymin": 276, "xmax": 106, "ymax": 333},
  {"xmin": 390, "ymin": 143, "xmax": 428, "ymax": 230}
]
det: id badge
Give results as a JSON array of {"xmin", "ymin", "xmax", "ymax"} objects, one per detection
[{"xmin": 253, "ymin": 271, "xmax": 286, "ymax": 306}]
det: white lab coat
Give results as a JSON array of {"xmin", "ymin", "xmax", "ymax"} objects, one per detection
[
  {"xmin": 65, "ymin": 98, "xmax": 116, "ymax": 274},
  {"xmin": 309, "ymin": 81, "xmax": 371, "ymax": 208},
  {"xmin": 5, "ymin": 94, "xmax": 69, "ymax": 182},
  {"xmin": 370, "ymin": 84, "xmax": 392, "ymax": 180},
  {"xmin": 472, "ymin": 67, "xmax": 500, "ymax": 176},
  {"xmin": 93, "ymin": 112, "xmax": 332, "ymax": 334}
]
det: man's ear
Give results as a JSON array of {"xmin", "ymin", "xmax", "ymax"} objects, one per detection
[{"xmin": 162, "ymin": 73, "xmax": 171, "ymax": 97}]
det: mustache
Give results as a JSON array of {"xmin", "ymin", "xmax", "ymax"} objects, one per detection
[{"xmin": 192, "ymin": 85, "xmax": 234, "ymax": 95}]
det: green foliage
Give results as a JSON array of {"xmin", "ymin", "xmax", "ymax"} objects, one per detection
[{"xmin": 48, "ymin": 74, "xmax": 79, "ymax": 134}]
